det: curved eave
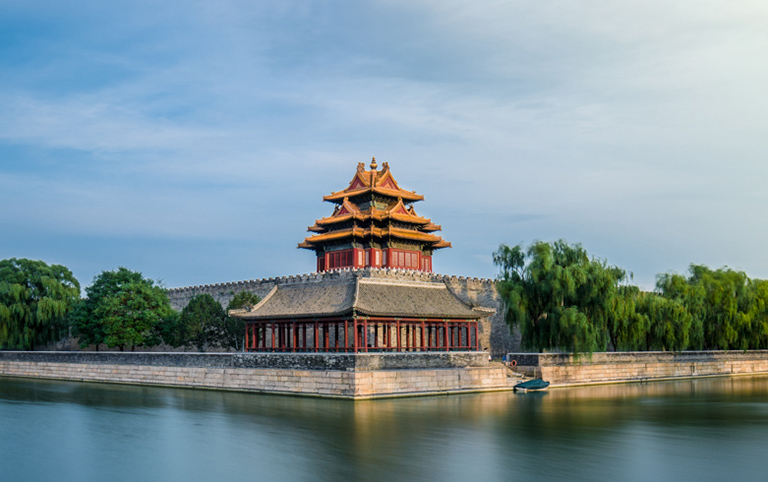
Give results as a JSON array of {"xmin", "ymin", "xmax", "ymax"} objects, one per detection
[
  {"xmin": 312, "ymin": 211, "xmax": 433, "ymax": 227},
  {"xmin": 323, "ymin": 187, "xmax": 424, "ymax": 203},
  {"xmin": 299, "ymin": 226, "xmax": 451, "ymax": 249}
]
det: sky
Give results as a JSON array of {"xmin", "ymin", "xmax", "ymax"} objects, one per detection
[{"xmin": 2, "ymin": 0, "xmax": 767, "ymax": 292}]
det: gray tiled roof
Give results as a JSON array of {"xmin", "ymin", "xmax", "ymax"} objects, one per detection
[{"xmin": 231, "ymin": 277, "xmax": 491, "ymax": 320}]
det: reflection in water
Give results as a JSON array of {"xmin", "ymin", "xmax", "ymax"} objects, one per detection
[{"xmin": 2, "ymin": 376, "xmax": 768, "ymax": 482}]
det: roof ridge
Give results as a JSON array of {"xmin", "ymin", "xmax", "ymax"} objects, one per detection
[
  {"xmin": 352, "ymin": 276, "xmax": 361, "ymax": 311},
  {"xmin": 358, "ymin": 278, "xmax": 445, "ymax": 288},
  {"xmin": 244, "ymin": 285, "xmax": 277, "ymax": 313}
]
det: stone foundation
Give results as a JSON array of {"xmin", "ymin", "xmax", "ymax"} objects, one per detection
[
  {"xmin": 507, "ymin": 351, "xmax": 768, "ymax": 386},
  {"xmin": 0, "ymin": 352, "xmax": 508, "ymax": 400}
]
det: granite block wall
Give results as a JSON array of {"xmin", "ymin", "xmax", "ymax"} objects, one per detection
[
  {"xmin": 507, "ymin": 351, "xmax": 768, "ymax": 386},
  {"xmin": 0, "ymin": 352, "xmax": 509, "ymax": 400}
]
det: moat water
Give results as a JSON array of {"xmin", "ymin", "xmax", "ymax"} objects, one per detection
[{"xmin": 2, "ymin": 375, "xmax": 768, "ymax": 482}]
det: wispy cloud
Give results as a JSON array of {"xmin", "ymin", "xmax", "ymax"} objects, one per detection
[{"xmin": 1, "ymin": 0, "xmax": 767, "ymax": 286}]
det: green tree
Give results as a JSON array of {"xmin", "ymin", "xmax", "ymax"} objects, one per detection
[
  {"xmin": 658, "ymin": 266, "xmax": 757, "ymax": 351},
  {"xmin": 97, "ymin": 281, "xmax": 175, "ymax": 351},
  {"xmin": 606, "ymin": 285, "xmax": 648, "ymax": 351},
  {"xmin": 179, "ymin": 294, "xmax": 226, "ymax": 352},
  {"xmin": 73, "ymin": 267, "xmax": 174, "ymax": 351},
  {"xmin": 634, "ymin": 293, "xmax": 692, "ymax": 351},
  {"xmin": 0, "ymin": 258, "xmax": 80, "ymax": 350},
  {"xmin": 494, "ymin": 240, "xmax": 632, "ymax": 354},
  {"xmin": 224, "ymin": 291, "xmax": 261, "ymax": 351}
]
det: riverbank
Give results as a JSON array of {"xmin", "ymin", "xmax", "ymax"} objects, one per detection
[
  {"xmin": 507, "ymin": 350, "xmax": 768, "ymax": 386},
  {"xmin": 0, "ymin": 351, "xmax": 508, "ymax": 400},
  {"xmin": 5, "ymin": 350, "xmax": 768, "ymax": 398}
]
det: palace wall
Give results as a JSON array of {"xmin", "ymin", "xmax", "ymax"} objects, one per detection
[
  {"xmin": 507, "ymin": 351, "xmax": 768, "ymax": 386},
  {"xmin": 0, "ymin": 352, "xmax": 509, "ymax": 400},
  {"xmin": 167, "ymin": 268, "xmax": 520, "ymax": 356}
]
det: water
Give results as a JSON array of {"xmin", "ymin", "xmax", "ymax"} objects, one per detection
[{"xmin": 2, "ymin": 376, "xmax": 768, "ymax": 482}]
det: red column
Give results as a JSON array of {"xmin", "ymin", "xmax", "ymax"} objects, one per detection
[
  {"xmin": 353, "ymin": 318, "xmax": 358, "ymax": 353},
  {"xmin": 271, "ymin": 321, "xmax": 275, "ymax": 350},
  {"xmin": 396, "ymin": 319, "xmax": 401, "ymax": 352}
]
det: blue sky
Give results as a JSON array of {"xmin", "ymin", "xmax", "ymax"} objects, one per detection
[{"xmin": 2, "ymin": 0, "xmax": 767, "ymax": 291}]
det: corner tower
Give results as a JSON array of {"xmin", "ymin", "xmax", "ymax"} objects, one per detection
[{"xmin": 298, "ymin": 158, "xmax": 451, "ymax": 272}]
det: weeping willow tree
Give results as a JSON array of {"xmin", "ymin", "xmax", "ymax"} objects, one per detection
[
  {"xmin": 495, "ymin": 242, "xmax": 768, "ymax": 354},
  {"xmin": 494, "ymin": 241, "xmax": 629, "ymax": 354},
  {"xmin": 657, "ymin": 266, "xmax": 768, "ymax": 351},
  {"xmin": 0, "ymin": 258, "xmax": 80, "ymax": 350}
]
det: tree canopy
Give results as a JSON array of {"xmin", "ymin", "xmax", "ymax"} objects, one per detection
[
  {"xmin": 494, "ymin": 241, "xmax": 628, "ymax": 354},
  {"xmin": 72, "ymin": 267, "xmax": 175, "ymax": 351},
  {"xmin": 0, "ymin": 258, "xmax": 80, "ymax": 350},
  {"xmin": 179, "ymin": 294, "xmax": 226, "ymax": 352},
  {"xmin": 495, "ymin": 242, "xmax": 768, "ymax": 354}
]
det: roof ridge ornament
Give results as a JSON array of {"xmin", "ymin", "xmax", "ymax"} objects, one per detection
[{"xmin": 370, "ymin": 157, "xmax": 378, "ymax": 170}]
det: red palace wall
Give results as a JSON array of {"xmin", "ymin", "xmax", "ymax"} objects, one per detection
[{"xmin": 318, "ymin": 248, "xmax": 432, "ymax": 272}]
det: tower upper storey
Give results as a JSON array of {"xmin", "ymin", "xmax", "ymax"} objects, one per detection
[{"xmin": 299, "ymin": 159, "xmax": 450, "ymax": 272}]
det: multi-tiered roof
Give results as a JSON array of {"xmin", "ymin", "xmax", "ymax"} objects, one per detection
[{"xmin": 299, "ymin": 158, "xmax": 450, "ymax": 272}]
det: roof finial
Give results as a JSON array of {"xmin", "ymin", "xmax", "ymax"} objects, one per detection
[{"xmin": 370, "ymin": 157, "xmax": 378, "ymax": 170}]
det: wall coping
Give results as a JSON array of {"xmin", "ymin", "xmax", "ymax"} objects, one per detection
[
  {"xmin": 167, "ymin": 268, "xmax": 497, "ymax": 294},
  {"xmin": 507, "ymin": 350, "xmax": 768, "ymax": 366},
  {"xmin": 0, "ymin": 351, "xmax": 490, "ymax": 371}
]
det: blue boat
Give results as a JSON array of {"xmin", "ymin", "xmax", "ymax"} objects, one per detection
[{"xmin": 513, "ymin": 378, "xmax": 550, "ymax": 392}]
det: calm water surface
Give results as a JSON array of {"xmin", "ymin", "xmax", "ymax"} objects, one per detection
[{"xmin": 2, "ymin": 375, "xmax": 768, "ymax": 482}]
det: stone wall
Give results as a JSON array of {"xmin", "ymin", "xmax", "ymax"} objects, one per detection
[
  {"xmin": 507, "ymin": 351, "xmax": 768, "ymax": 386},
  {"xmin": 167, "ymin": 268, "xmax": 520, "ymax": 356},
  {"xmin": 0, "ymin": 352, "xmax": 509, "ymax": 400}
]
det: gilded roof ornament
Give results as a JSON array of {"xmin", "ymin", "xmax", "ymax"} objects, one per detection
[{"xmin": 370, "ymin": 157, "xmax": 378, "ymax": 170}]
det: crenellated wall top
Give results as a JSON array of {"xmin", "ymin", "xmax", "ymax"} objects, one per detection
[{"xmin": 166, "ymin": 268, "xmax": 497, "ymax": 294}]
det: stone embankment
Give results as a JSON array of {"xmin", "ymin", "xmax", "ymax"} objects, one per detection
[
  {"xmin": 507, "ymin": 351, "xmax": 768, "ymax": 386},
  {"xmin": 0, "ymin": 351, "xmax": 509, "ymax": 400}
]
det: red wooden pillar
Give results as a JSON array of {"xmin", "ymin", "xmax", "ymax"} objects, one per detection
[
  {"xmin": 396, "ymin": 319, "xmax": 401, "ymax": 352},
  {"xmin": 444, "ymin": 320, "xmax": 449, "ymax": 351},
  {"xmin": 352, "ymin": 318, "xmax": 358, "ymax": 353},
  {"xmin": 364, "ymin": 319, "xmax": 368, "ymax": 352},
  {"xmin": 420, "ymin": 319, "xmax": 426, "ymax": 352}
]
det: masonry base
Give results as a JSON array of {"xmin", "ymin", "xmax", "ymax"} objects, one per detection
[
  {"xmin": 0, "ymin": 352, "xmax": 509, "ymax": 400},
  {"xmin": 507, "ymin": 350, "xmax": 768, "ymax": 387}
]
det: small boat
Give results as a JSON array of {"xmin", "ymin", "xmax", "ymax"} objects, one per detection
[{"xmin": 514, "ymin": 378, "xmax": 550, "ymax": 392}]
